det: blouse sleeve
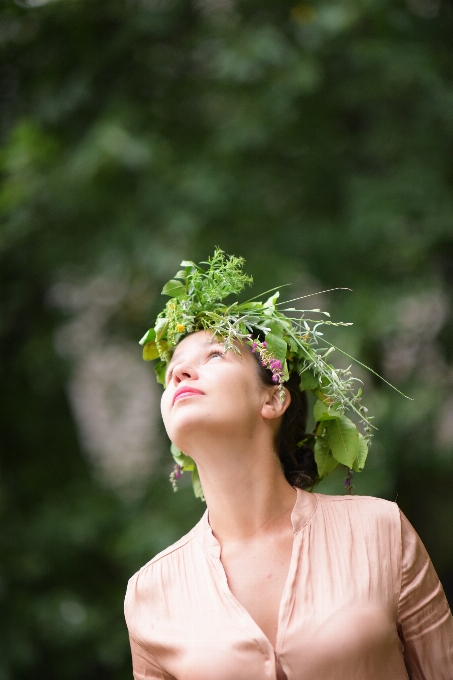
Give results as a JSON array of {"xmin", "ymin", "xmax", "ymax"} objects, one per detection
[
  {"xmin": 397, "ymin": 510, "xmax": 453, "ymax": 680},
  {"xmin": 128, "ymin": 635, "xmax": 174, "ymax": 680},
  {"xmin": 125, "ymin": 571, "xmax": 175, "ymax": 680}
]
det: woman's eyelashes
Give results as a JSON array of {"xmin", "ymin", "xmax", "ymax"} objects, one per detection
[{"xmin": 207, "ymin": 349, "xmax": 224, "ymax": 361}]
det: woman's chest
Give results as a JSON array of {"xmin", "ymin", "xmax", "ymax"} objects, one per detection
[
  {"xmin": 150, "ymin": 580, "xmax": 404, "ymax": 680},
  {"xmin": 220, "ymin": 532, "xmax": 294, "ymax": 648},
  {"xmin": 143, "ymin": 542, "xmax": 403, "ymax": 680},
  {"xmin": 132, "ymin": 500, "xmax": 406, "ymax": 680}
]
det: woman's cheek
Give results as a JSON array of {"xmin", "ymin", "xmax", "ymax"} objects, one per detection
[{"xmin": 160, "ymin": 390, "xmax": 171, "ymax": 420}]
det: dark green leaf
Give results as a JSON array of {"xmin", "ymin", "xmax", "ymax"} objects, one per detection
[
  {"xmin": 299, "ymin": 369, "xmax": 319, "ymax": 391},
  {"xmin": 314, "ymin": 436, "xmax": 339, "ymax": 477},
  {"xmin": 353, "ymin": 434, "xmax": 368, "ymax": 472},
  {"xmin": 313, "ymin": 399, "xmax": 342, "ymax": 421},
  {"xmin": 266, "ymin": 320, "xmax": 284, "ymax": 337},
  {"xmin": 325, "ymin": 416, "xmax": 360, "ymax": 467},
  {"xmin": 265, "ymin": 332, "xmax": 287, "ymax": 364}
]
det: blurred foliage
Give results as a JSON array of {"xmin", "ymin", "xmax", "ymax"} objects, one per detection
[{"xmin": 1, "ymin": 0, "xmax": 453, "ymax": 678}]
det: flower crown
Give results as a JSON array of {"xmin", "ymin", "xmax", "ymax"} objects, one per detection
[{"xmin": 140, "ymin": 248, "xmax": 380, "ymax": 499}]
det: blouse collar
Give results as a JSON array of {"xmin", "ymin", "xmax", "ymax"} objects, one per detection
[{"xmin": 194, "ymin": 488, "xmax": 318, "ymax": 557}]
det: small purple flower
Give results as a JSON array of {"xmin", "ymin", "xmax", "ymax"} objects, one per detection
[
  {"xmin": 169, "ymin": 464, "xmax": 183, "ymax": 492},
  {"xmin": 249, "ymin": 337, "xmax": 286, "ymax": 402},
  {"xmin": 343, "ymin": 469, "xmax": 354, "ymax": 495}
]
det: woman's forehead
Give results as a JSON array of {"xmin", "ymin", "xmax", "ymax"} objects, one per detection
[
  {"xmin": 168, "ymin": 331, "xmax": 248, "ymax": 364},
  {"xmin": 168, "ymin": 331, "xmax": 222, "ymax": 365},
  {"xmin": 172, "ymin": 330, "xmax": 217, "ymax": 354}
]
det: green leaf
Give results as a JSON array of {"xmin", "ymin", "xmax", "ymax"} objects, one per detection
[
  {"xmin": 282, "ymin": 359, "xmax": 289, "ymax": 382},
  {"xmin": 244, "ymin": 315, "xmax": 260, "ymax": 325},
  {"xmin": 139, "ymin": 328, "xmax": 156, "ymax": 346},
  {"xmin": 236, "ymin": 301, "xmax": 264, "ymax": 310},
  {"xmin": 171, "ymin": 443, "xmax": 195, "ymax": 471},
  {"xmin": 353, "ymin": 433, "xmax": 368, "ymax": 472},
  {"xmin": 264, "ymin": 332, "xmax": 287, "ymax": 364},
  {"xmin": 191, "ymin": 465, "xmax": 205, "ymax": 501},
  {"xmin": 314, "ymin": 436, "xmax": 339, "ymax": 477},
  {"xmin": 297, "ymin": 344, "xmax": 315, "ymax": 361},
  {"xmin": 180, "ymin": 260, "xmax": 197, "ymax": 268},
  {"xmin": 313, "ymin": 399, "xmax": 342, "ymax": 421},
  {"xmin": 325, "ymin": 416, "xmax": 360, "ymax": 467},
  {"xmin": 264, "ymin": 291, "xmax": 280, "ymax": 308},
  {"xmin": 174, "ymin": 270, "xmax": 187, "ymax": 280},
  {"xmin": 143, "ymin": 342, "xmax": 159, "ymax": 360},
  {"xmin": 288, "ymin": 337, "xmax": 298, "ymax": 353},
  {"xmin": 162, "ymin": 279, "xmax": 186, "ymax": 298},
  {"xmin": 266, "ymin": 320, "xmax": 284, "ymax": 337},
  {"xmin": 155, "ymin": 317, "xmax": 168, "ymax": 340},
  {"xmin": 154, "ymin": 360, "xmax": 167, "ymax": 385},
  {"xmin": 299, "ymin": 369, "xmax": 319, "ymax": 391}
]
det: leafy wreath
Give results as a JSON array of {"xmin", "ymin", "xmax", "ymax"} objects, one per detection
[{"xmin": 140, "ymin": 248, "xmax": 404, "ymax": 499}]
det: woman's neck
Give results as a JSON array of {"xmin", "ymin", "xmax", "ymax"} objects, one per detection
[{"xmin": 187, "ymin": 430, "xmax": 297, "ymax": 544}]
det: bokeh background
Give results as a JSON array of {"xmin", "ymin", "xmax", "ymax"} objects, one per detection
[{"xmin": 2, "ymin": 0, "xmax": 453, "ymax": 678}]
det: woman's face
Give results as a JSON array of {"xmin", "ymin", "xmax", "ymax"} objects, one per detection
[{"xmin": 160, "ymin": 331, "xmax": 276, "ymax": 451}]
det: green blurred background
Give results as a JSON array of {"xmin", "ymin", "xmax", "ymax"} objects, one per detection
[{"xmin": 1, "ymin": 0, "xmax": 453, "ymax": 678}]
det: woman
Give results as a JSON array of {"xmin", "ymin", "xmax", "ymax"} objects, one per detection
[{"xmin": 125, "ymin": 250, "xmax": 453, "ymax": 680}]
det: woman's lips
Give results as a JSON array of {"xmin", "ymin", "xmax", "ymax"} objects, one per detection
[{"xmin": 172, "ymin": 387, "xmax": 205, "ymax": 405}]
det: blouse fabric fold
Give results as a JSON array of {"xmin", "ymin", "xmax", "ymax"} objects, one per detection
[{"xmin": 125, "ymin": 492, "xmax": 453, "ymax": 680}]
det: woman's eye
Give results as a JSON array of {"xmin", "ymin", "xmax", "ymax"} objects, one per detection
[{"xmin": 208, "ymin": 350, "xmax": 223, "ymax": 360}]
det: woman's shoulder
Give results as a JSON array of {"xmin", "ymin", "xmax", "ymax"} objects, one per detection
[
  {"xmin": 312, "ymin": 492, "xmax": 402, "ymax": 527},
  {"xmin": 124, "ymin": 524, "xmax": 200, "ymax": 624},
  {"xmin": 126, "ymin": 507, "xmax": 210, "ymax": 589},
  {"xmin": 124, "ymin": 510, "xmax": 213, "ymax": 636},
  {"xmin": 128, "ymin": 524, "xmax": 198, "ymax": 585},
  {"xmin": 309, "ymin": 494, "xmax": 405, "ymax": 578},
  {"xmin": 314, "ymin": 492, "xmax": 397, "ymax": 506}
]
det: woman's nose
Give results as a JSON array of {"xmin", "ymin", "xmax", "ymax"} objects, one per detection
[{"xmin": 172, "ymin": 361, "xmax": 198, "ymax": 384}]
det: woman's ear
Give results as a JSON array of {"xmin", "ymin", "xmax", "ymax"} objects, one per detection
[{"xmin": 261, "ymin": 385, "xmax": 291, "ymax": 421}]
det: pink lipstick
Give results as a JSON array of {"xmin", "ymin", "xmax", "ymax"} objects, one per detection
[{"xmin": 173, "ymin": 386, "xmax": 205, "ymax": 405}]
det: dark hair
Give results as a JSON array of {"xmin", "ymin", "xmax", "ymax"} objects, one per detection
[{"xmin": 254, "ymin": 359, "xmax": 317, "ymax": 490}]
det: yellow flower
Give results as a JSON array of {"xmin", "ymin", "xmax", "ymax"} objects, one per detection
[{"xmin": 176, "ymin": 324, "xmax": 185, "ymax": 333}]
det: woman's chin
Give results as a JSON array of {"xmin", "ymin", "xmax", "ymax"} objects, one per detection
[
  {"xmin": 167, "ymin": 413, "xmax": 234, "ymax": 450},
  {"xmin": 167, "ymin": 413, "xmax": 211, "ymax": 442}
]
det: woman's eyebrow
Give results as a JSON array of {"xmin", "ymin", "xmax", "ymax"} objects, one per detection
[{"xmin": 166, "ymin": 340, "xmax": 224, "ymax": 373}]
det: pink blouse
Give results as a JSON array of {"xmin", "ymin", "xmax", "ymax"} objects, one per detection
[{"xmin": 124, "ymin": 491, "xmax": 453, "ymax": 680}]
